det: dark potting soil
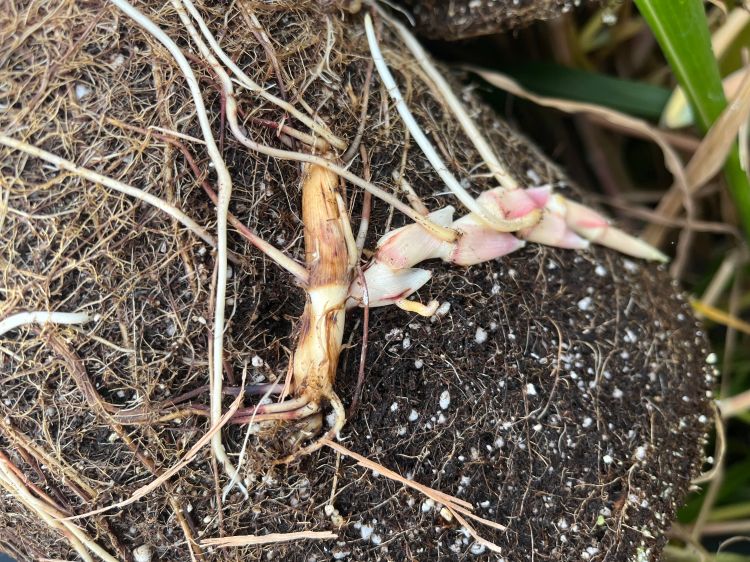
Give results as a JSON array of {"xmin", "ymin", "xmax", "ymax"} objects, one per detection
[{"xmin": 0, "ymin": 1, "xmax": 712, "ymax": 560}]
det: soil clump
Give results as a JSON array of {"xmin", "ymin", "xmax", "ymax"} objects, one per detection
[{"xmin": 0, "ymin": 1, "xmax": 712, "ymax": 560}]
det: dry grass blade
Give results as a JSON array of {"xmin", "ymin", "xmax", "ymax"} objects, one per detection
[
  {"xmin": 697, "ymin": 519, "xmax": 750, "ymax": 536},
  {"xmin": 322, "ymin": 439, "xmax": 505, "ymax": 553},
  {"xmin": 469, "ymin": 69, "xmax": 685, "ymax": 176},
  {"xmin": 200, "ymin": 530, "xmax": 337, "ymax": 548},
  {"xmin": 645, "ymin": 66, "xmax": 750, "ymax": 245},
  {"xmin": 700, "ymin": 249, "xmax": 745, "ymax": 307},
  {"xmin": 448, "ymin": 509, "xmax": 503, "ymax": 556},
  {"xmin": 588, "ymin": 112, "xmax": 702, "ymax": 152},
  {"xmin": 691, "ymin": 298, "xmax": 750, "ymax": 336},
  {"xmin": 710, "ymin": 8, "xmax": 748, "ymax": 58},
  {"xmin": 64, "ymin": 372, "xmax": 245, "ymax": 521},
  {"xmin": 720, "ymin": 388, "xmax": 750, "ymax": 418},
  {"xmin": 685, "ymin": 67, "xmax": 750, "ymax": 188}
]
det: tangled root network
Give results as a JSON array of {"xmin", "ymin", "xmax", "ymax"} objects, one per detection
[{"xmin": 0, "ymin": 1, "xmax": 713, "ymax": 560}]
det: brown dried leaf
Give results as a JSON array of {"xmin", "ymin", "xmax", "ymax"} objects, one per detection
[
  {"xmin": 686, "ymin": 67, "xmax": 750, "ymax": 188},
  {"xmin": 647, "ymin": 66, "xmax": 750, "ymax": 244}
]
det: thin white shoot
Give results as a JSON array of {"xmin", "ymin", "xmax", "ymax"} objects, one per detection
[
  {"xmin": 295, "ymin": 16, "xmax": 338, "ymax": 98},
  {"xmin": 223, "ymin": 364, "xmax": 269, "ymax": 501},
  {"xmin": 0, "ymin": 310, "xmax": 92, "ymax": 337}
]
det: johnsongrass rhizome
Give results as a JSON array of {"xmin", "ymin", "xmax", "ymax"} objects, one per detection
[{"xmin": 0, "ymin": 1, "xmax": 714, "ymax": 560}]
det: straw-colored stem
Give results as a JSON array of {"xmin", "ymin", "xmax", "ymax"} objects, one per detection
[{"xmin": 270, "ymin": 162, "xmax": 354, "ymax": 463}]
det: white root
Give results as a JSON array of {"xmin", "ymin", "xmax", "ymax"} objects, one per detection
[
  {"xmin": 295, "ymin": 16, "xmax": 338, "ymax": 97},
  {"xmin": 175, "ymin": 0, "xmax": 458, "ymax": 245},
  {"xmin": 379, "ymin": 7, "xmax": 519, "ymax": 191},
  {"xmin": 363, "ymin": 13, "xmax": 540, "ymax": 233},
  {"xmin": 111, "ymin": 0, "xmax": 244, "ymax": 496},
  {"xmin": 0, "ymin": 310, "xmax": 93, "ymax": 337},
  {"xmin": 178, "ymin": 0, "xmax": 346, "ymax": 151}
]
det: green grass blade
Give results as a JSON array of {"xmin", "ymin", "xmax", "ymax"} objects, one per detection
[
  {"xmin": 634, "ymin": 0, "xmax": 750, "ymax": 239},
  {"xmin": 498, "ymin": 62, "xmax": 671, "ymax": 120},
  {"xmin": 633, "ymin": 0, "xmax": 724, "ymax": 130}
]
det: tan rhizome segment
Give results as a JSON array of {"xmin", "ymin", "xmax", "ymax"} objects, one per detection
[{"xmin": 280, "ymin": 161, "xmax": 355, "ymax": 458}]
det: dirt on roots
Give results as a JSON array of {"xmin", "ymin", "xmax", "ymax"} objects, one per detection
[
  {"xmin": 398, "ymin": 0, "xmax": 602, "ymax": 40},
  {"xmin": 0, "ymin": 1, "xmax": 712, "ymax": 560}
]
